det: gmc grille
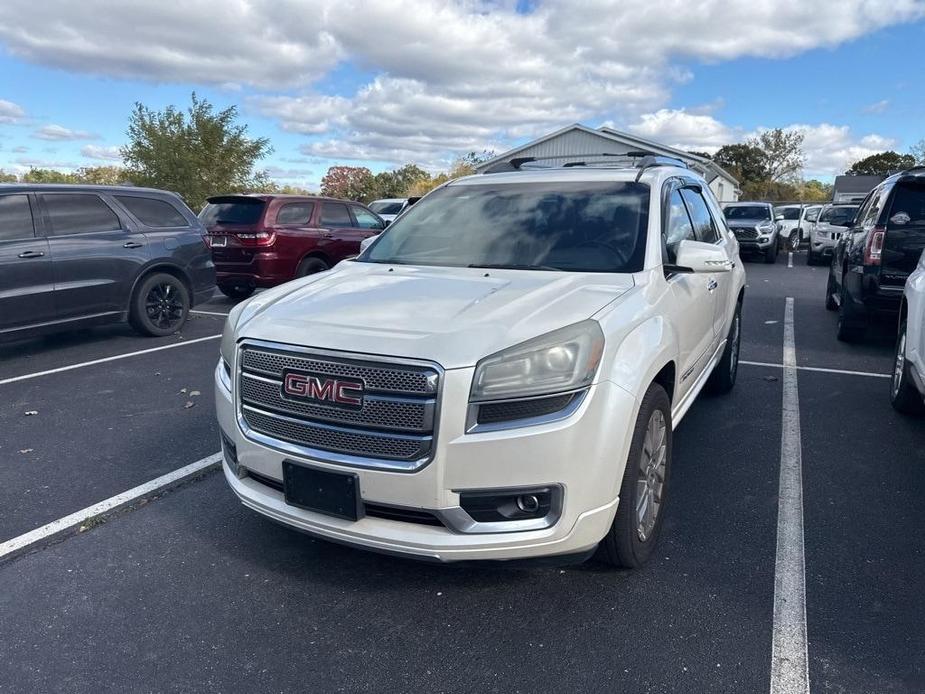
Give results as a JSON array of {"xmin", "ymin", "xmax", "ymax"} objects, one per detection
[{"xmin": 238, "ymin": 342, "xmax": 440, "ymax": 470}]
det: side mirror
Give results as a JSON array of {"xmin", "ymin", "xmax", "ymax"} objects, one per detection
[
  {"xmin": 775, "ymin": 214, "xmax": 784, "ymax": 221},
  {"xmin": 359, "ymin": 234, "xmax": 378, "ymax": 254},
  {"xmin": 382, "ymin": 219, "xmax": 391, "ymax": 228},
  {"xmin": 673, "ymin": 239, "xmax": 732, "ymax": 273}
]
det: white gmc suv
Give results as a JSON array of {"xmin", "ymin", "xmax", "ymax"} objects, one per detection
[
  {"xmin": 891, "ymin": 251, "xmax": 925, "ymax": 414},
  {"xmin": 215, "ymin": 156, "xmax": 747, "ymax": 568}
]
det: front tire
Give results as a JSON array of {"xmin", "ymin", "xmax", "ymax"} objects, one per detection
[
  {"xmin": 806, "ymin": 248, "xmax": 818, "ymax": 266},
  {"xmin": 825, "ymin": 270, "xmax": 838, "ymax": 311},
  {"xmin": 218, "ymin": 283, "xmax": 255, "ymax": 300},
  {"xmin": 787, "ymin": 230, "xmax": 800, "ymax": 251},
  {"xmin": 890, "ymin": 321, "xmax": 925, "ymax": 415},
  {"xmin": 129, "ymin": 272, "xmax": 190, "ymax": 337},
  {"xmin": 599, "ymin": 383, "xmax": 672, "ymax": 569},
  {"xmin": 706, "ymin": 304, "xmax": 742, "ymax": 394},
  {"xmin": 296, "ymin": 256, "xmax": 329, "ymax": 278}
]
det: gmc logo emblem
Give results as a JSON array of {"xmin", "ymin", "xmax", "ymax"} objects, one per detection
[{"xmin": 281, "ymin": 370, "xmax": 364, "ymax": 410}]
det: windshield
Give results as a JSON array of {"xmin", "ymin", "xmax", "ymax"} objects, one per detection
[
  {"xmin": 369, "ymin": 201, "xmax": 405, "ymax": 215},
  {"xmin": 361, "ymin": 181, "xmax": 650, "ymax": 273},
  {"xmin": 819, "ymin": 206, "xmax": 858, "ymax": 225},
  {"xmin": 776, "ymin": 207, "xmax": 801, "ymax": 220},
  {"xmin": 724, "ymin": 205, "xmax": 771, "ymax": 221},
  {"xmin": 199, "ymin": 199, "xmax": 265, "ymax": 226}
]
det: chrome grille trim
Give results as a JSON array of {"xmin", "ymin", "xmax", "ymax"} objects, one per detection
[
  {"xmin": 236, "ymin": 340, "xmax": 442, "ymax": 472},
  {"xmin": 732, "ymin": 226, "xmax": 758, "ymax": 239}
]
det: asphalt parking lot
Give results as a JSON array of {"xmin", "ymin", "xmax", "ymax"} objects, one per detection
[{"xmin": 1, "ymin": 255, "xmax": 923, "ymax": 693}]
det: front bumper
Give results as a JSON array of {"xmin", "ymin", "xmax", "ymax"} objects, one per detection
[{"xmin": 216, "ymin": 362, "xmax": 635, "ymax": 562}]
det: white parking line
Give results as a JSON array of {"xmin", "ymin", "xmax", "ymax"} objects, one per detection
[
  {"xmin": 0, "ymin": 334, "xmax": 221, "ymax": 386},
  {"xmin": 191, "ymin": 309, "xmax": 230, "ymax": 317},
  {"xmin": 740, "ymin": 360, "xmax": 890, "ymax": 379},
  {"xmin": 788, "ymin": 252, "xmax": 793, "ymax": 268},
  {"xmin": 0, "ymin": 452, "xmax": 221, "ymax": 563},
  {"xmin": 770, "ymin": 298, "xmax": 810, "ymax": 694}
]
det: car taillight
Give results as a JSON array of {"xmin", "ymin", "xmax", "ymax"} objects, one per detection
[
  {"xmin": 235, "ymin": 231, "xmax": 275, "ymax": 247},
  {"xmin": 864, "ymin": 226, "xmax": 885, "ymax": 265}
]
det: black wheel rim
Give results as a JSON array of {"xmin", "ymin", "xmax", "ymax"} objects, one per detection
[{"xmin": 145, "ymin": 282, "xmax": 185, "ymax": 330}]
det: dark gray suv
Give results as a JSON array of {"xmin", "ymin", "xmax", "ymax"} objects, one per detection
[{"xmin": 0, "ymin": 184, "xmax": 215, "ymax": 340}]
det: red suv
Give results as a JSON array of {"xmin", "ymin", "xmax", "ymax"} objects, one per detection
[{"xmin": 200, "ymin": 194, "xmax": 386, "ymax": 298}]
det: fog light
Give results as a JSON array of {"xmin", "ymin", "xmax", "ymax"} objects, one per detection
[
  {"xmin": 516, "ymin": 494, "xmax": 540, "ymax": 514},
  {"xmin": 460, "ymin": 487, "xmax": 554, "ymax": 522}
]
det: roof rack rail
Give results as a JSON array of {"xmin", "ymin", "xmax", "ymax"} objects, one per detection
[{"xmin": 481, "ymin": 151, "xmax": 688, "ymax": 174}]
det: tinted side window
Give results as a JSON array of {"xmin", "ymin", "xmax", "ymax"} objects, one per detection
[
  {"xmin": 0, "ymin": 195, "xmax": 36, "ymax": 241},
  {"xmin": 42, "ymin": 194, "xmax": 121, "ymax": 235},
  {"xmin": 680, "ymin": 188, "xmax": 719, "ymax": 243},
  {"xmin": 665, "ymin": 189, "xmax": 695, "ymax": 262},
  {"xmin": 276, "ymin": 202, "xmax": 315, "ymax": 225},
  {"xmin": 856, "ymin": 187, "xmax": 888, "ymax": 228},
  {"xmin": 887, "ymin": 182, "xmax": 925, "ymax": 227},
  {"xmin": 350, "ymin": 206, "xmax": 384, "ymax": 230},
  {"xmin": 320, "ymin": 202, "xmax": 352, "ymax": 227},
  {"xmin": 115, "ymin": 195, "xmax": 188, "ymax": 227}
]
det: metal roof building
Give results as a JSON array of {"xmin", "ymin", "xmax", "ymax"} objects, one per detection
[
  {"xmin": 475, "ymin": 124, "xmax": 740, "ymax": 202},
  {"xmin": 831, "ymin": 175, "xmax": 884, "ymax": 204}
]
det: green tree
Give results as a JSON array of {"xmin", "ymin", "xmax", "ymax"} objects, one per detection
[
  {"xmin": 77, "ymin": 165, "xmax": 128, "ymax": 185},
  {"xmin": 0, "ymin": 169, "xmax": 17, "ymax": 183},
  {"xmin": 121, "ymin": 93, "xmax": 271, "ymax": 210},
  {"xmin": 749, "ymin": 128, "xmax": 804, "ymax": 184},
  {"xmin": 371, "ymin": 164, "xmax": 430, "ymax": 200},
  {"xmin": 911, "ymin": 139, "xmax": 925, "ymax": 165},
  {"xmin": 847, "ymin": 150, "xmax": 916, "ymax": 176},
  {"xmin": 320, "ymin": 166, "xmax": 375, "ymax": 201},
  {"xmin": 21, "ymin": 168, "xmax": 80, "ymax": 184},
  {"xmin": 713, "ymin": 143, "xmax": 768, "ymax": 184},
  {"xmin": 799, "ymin": 179, "xmax": 833, "ymax": 202}
]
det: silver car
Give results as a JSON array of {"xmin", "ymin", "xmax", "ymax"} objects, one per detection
[{"xmin": 807, "ymin": 204, "xmax": 859, "ymax": 266}]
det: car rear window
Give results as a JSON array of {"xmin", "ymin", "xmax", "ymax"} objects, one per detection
[
  {"xmin": 276, "ymin": 202, "xmax": 315, "ymax": 225},
  {"xmin": 369, "ymin": 201, "xmax": 404, "ymax": 215},
  {"xmin": 41, "ymin": 193, "xmax": 122, "ymax": 235},
  {"xmin": 200, "ymin": 198, "xmax": 266, "ymax": 226},
  {"xmin": 819, "ymin": 206, "xmax": 858, "ymax": 224},
  {"xmin": 116, "ymin": 195, "xmax": 189, "ymax": 227},
  {"xmin": 724, "ymin": 205, "xmax": 771, "ymax": 221},
  {"xmin": 888, "ymin": 182, "xmax": 925, "ymax": 226},
  {"xmin": 362, "ymin": 181, "xmax": 650, "ymax": 273}
]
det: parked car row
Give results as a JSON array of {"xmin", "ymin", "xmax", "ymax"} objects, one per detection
[{"xmin": 0, "ymin": 185, "xmax": 391, "ymax": 340}]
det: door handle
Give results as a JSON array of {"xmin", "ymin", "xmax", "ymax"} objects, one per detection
[
  {"xmin": 707, "ymin": 278, "xmax": 718, "ymax": 292},
  {"xmin": 17, "ymin": 250, "xmax": 45, "ymax": 259},
  {"xmin": 123, "ymin": 241, "xmax": 144, "ymax": 249}
]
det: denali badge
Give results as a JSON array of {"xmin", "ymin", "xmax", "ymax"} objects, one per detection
[{"xmin": 281, "ymin": 370, "xmax": 364, "ymax": 409}]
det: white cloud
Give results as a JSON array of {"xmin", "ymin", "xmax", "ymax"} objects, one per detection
[
  {"xmin": 33, "ymin": 124, "xmax": 99, "ymax": 141},
  {"xmin": 862, "ymin": 99, "xmax": 890, "ymax": 114},
  {"xmin": 1, "ymin": 0, "xmax": 923, "ymax": 165},
  {"xmin": 625, "ymin": 108, "xmax": 740, "ymax": 153},
  {"xmin": 0, "ymin": 98, "xmax": 26, "ymax": 124},
  {"xmin": 13, "ymin": 156, "xmax": 81, "ymax": 170},
  {"xmin": 788, "ymin": 123, "xmax": 896, "ymax": 176},
  {"xmin": 81, "ymin": 144, "xmax": 122, "ymax": 161}
]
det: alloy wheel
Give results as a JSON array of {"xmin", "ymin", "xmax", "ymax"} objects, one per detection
[
  {"xmin": 893, "ymin": 330, "xmax": 907, "ymax": 399},
  {"xmin": 636, "ymin": 409, "xmax": 667, "ymax": 542},
  {"xmin": 729, "ymin": 312, "xmax": 741, "ymax": 379},
  {"xmin": 145, "ymin": 282, "xmax": 185, "ymax": 330}
]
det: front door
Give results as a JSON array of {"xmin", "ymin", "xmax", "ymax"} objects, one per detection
[
  {"xmin": 0, "ymin": 193, "xmax": 56, "ymax": 334},
  {"xmin": 38, "ymin": 192, "xmax": 150, "ymax": 320},
  {"xmin": 663, "ymin": 186, "xmax": 716, "ymax": 400}
]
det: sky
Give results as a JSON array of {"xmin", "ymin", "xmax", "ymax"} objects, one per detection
[{"xmin": 0, "ymin": 0, "xmax": 923, "ymax": 190}]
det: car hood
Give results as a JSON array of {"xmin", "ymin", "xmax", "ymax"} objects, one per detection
[
  {"xmin": 726, "ymin": 218, "xmax": 771, "ymax": 227},
  {"xmin": 235, "ymin": 262, "xmax": 634, "ymax": 369}
]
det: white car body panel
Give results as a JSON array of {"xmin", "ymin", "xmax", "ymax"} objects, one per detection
[
  {"xmin": 217, "ymin": 165, "xmax": 747, "ymax": 562},
  {"xmin": 903, "ymin": 254, "xmax": 925, "ymax": 393}
]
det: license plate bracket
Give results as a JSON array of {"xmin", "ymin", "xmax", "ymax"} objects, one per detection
[{"xmin": 282, "ymin": 460, "xmax": 363, "ymax": 521}]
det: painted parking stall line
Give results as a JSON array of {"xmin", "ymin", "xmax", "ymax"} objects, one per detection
[
  {"xmin": 788, "ymin": 252, "xmax": 793, "ymax": 268},
  {"xmin": 0, "ymin": 453, "xmax": 222, "ymax": 563},
  {"xmin": 740, "ymin": 360, "xmax": 891, "ymax": 379},
  {"xmin": 0, "ymin": 334, "xmax": 221, "ymax": 386},
  {"xmin": 191, "ymin": 309, "xmax": 230, "ymax": 317},
  {"xmin": 770, "ymin": 297, "xmax": 810, "ymax": 694}
]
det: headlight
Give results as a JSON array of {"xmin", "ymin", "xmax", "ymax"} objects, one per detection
[
  {"xmin": 470, "ymin": 320, "xmax": 605, "ymax": 402},
  {"xmin": 758, "ymin": 221, "xmax": 775, "ymax": 232}
]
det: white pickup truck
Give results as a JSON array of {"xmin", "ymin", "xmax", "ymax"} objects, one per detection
[{"xmin": 215, "ymin": 156, "xmax": 747, "ymax": 567}]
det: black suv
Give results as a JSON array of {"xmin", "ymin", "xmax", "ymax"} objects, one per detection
[
  {"xmin": 826, "ymin": 168, "xmax": 925, "ymax": 341},
  {"xmin": 0, "ymin": 185, "xmax": 215, "ymax": 340}
]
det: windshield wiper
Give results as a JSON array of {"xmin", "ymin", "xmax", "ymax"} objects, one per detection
[{"xmin": 467, "ymin": 263, "xmax": 560, "ymax": 271}]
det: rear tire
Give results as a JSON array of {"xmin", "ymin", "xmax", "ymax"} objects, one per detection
[
  {"xmin": 296, "ymin": 256, "xmax": 329, "ymax": 278},
  {"xmin": 598, "ymin": 383, "xmax": 672, "ymax": 569},
  {"xmin": 706, "ymin": 304, "xmax": 741, "ymax": 394},
  {"xmin": 824, "ymin": 270, "xmax": 838, "ymax": 311},
  {"xmin": 890, "ymin": 321, "xmax": 925, "ymax": 415},
  {"xmin": 129, "ymin": 272, "xmax": 190, "ymax": 337},
  {"xmin": 836, "ymin": 281, "xmax": 865, "ymax": 343},
  {"xmin": 218, "ymin": 283, "xmax": 255, "ymax": 300}
]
